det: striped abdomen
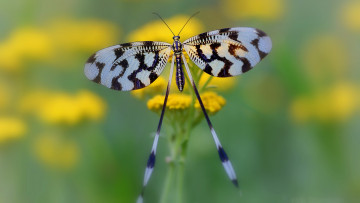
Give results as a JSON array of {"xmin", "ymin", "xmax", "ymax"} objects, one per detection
[{"xmin": 175, "ymin": 55, "xmax": 185, "ymax": 91}]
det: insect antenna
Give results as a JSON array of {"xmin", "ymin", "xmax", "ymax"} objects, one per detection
[
  {"xmin": 152, "ymin": 12, "xmax": 175, "ymax": 36},
  {"xmin": 181, "ymin": 54, "xmax": 239, "ymax": 188},
  {"xmin": 177, "ymin": 11, "xmax": 200, "ymax": 36},
  {"xmin": 137, "ymin": 56, "xmax": 176, "ymax": 203}
]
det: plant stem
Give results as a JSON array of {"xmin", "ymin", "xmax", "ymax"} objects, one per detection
[
  {"xmin": 176, "ymin": 151, "xmax": 185, "ymax": 203},
  {"xmin": 175, "ymin": 128, "xmax": 190, "ymax": 203},
  {"xmin": 160, "ymin": 160, "xmax": 175, "ymax": 203},
  {"xmin": 160, "ymin": 127, "xmax": 188, "ymax": 203}
]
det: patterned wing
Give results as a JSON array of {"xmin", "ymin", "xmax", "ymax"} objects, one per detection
[
  {"xmin": 183, "ymin": 27, "xmax": 272, "ymax": 77},
  {"xmin": 84, "ymin": 41, "xmax": 171, "ymax": 91}
]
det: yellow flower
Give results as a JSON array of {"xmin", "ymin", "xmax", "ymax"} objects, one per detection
[
  {"xmin": 0, "ymin": 27, "xmax": 52, "ymax": 71},
  {"xmin": 147, "ymin": 94, "xmax": 191, "ymax": 111},
  {"xmin": 0, "ymin": 117, "xmax": 27, "ymax": 144},
  {"xmin": 0, "ymin": 19, "xmax": 119, "ymax": 71},
  {"xmin": 127, "ymin": 15, "xmax": 204, "ymax": 43},
  {"xmin": 222, "ymin": 0, "xmax": 284, "ymax": 21},
  {"xmin": 199, "ymin": 73, "xmax": 237, "ymax": 91},
  {"xmin": 47, "ymin": 19, "xmax": 119, "ymax": 52},
  {"xmin": 76, "ymin": 90, "xmax": 106, "ymax": 121},
  {"xmin": 195, "ymin": 91, "xmax": 226, "ymax": 114},
  {"xmin": 301, "ymin": 35, "xmax": 349, "ymax": 85},
  {"xmin": 20, "ymin": 90, "xmax": 106, "ymax": 125},
  {"xmin": 147, "ymin": 95, "xmax": 165, "ymax": 111},
  {"xmin": 341, "ymin": 1, "xmax": 360, "ymax": 32},
  {"xmin": 18, "ymin": 90, "xmax": 48, "ymax": 114},
  {"xmin": 290, "ymin": 83, "xmax": 358, "ymax": 122},
  {"xmin": 38, "ymin": 93, "xmax": 81, "ymax": 124},
  {"xmin": 327, "ymin": 83, "xmax": 358, "ymax": 120},
  {"xmin": 34, "ymin": 133, "xmax": 79, "ymax": 170}
]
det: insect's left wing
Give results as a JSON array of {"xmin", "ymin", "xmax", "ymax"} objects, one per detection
[
  {"xmin": 183, "ymin": 27, "xmax": 272, "ymax": 77},
  {"xmin": 85, "ymin": 41, "xmax": 171, "ymax": 91}
]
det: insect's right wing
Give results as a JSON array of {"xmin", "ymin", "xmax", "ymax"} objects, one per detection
[
  {"xmin": 183, "ymin": 27, "xmax": 272, "ymax": 77},
  {"xmin": 84, "ymin": 41, "xmax": 171, "ymax": 91}
]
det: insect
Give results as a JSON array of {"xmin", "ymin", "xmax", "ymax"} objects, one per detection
[{"xmin": 84, "ymin": 12, "xmax": 272, "ymax": 203}]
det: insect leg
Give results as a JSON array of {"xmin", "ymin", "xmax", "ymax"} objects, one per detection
[
  {"xmin": 137, "ymin": 55, "xmax": 176, "ymax": 203},
  {"xmin": 181, "ymin": 55, "xmax": 239, "ymax": 187}
]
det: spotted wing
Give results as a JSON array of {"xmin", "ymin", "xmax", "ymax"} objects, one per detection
[
  {"xmin": 183, "ymin": 27, "xmax": 272, "ymax": 77},
  {"xmin": 84, "ymin": 41, "xmax": 171, "ymax": 91}
]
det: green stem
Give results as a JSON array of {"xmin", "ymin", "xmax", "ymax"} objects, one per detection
[
  {"xmin": 160, "ymin": 161, "xmax": 175, "ymax": 203},
  {"xmin": 160, "ymin": 127, "xmax": 188, "ymax": 203},
  {"xmin": 176, "ymin": 141, "xmax": 187, "ymax": 203},
  {"xmin": 174, "ymin": 127, "xmax": 185, "ymax": 203}
]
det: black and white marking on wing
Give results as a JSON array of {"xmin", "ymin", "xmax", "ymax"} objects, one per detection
[
  {"xmin": 84, "ymin": 41, "xmax": 171, "ymax": 91},
  {"xmin": 183, "ymin": 27, "xmax": 272, "ymax": 77}
]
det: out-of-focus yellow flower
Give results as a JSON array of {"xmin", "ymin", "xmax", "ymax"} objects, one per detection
[
  {"xmin": 0, "ymin": 117, "xmax": 26, "ymax": 144},
  {"xmin": 195, "ymin": 91, "xmax": 226, "ymax": 114},
  {"xmin": 290, "ymin": 83, "xmax": 358, "ymax": 122},
  {"xmin": 301, "ymin": 35, "xmax": 349, "ymax": 85},
  {"xmin": 127, "ymin": 15, "xmax": 204, "ymax": 43},
  {"xmin": 199, "ymin": 73, "xmax": 236, "ymax": 91},
  {"xmin": 222, "ymin": 0, "xmax": 284, "ymax": 21},
  {"xmin": 47, "ymin": 19, "xmax": 119, "ymax": 52},
  {"xmin": 34, "ymin": 134, "xmax": 79, "ymax": 170},
  {"xmin": 0, "ymin": 19, "xmax": 119, "ymax": 70},
  {"xmin": 19, "ymin": 90, "xmax": 48, "ymax": 113},
  {"xmin": 37, "ymin": 93, "xmax": 82, "ymax": 125},
  {"xmin": 20, "ymin": 90, "xmax": 106, "ymax": 125},
  {"xmin": 37, "ymin": 90, "xmax": 106, "ymax": 125},
  {"xmin": 76, "ymin": 91, "xmax": 106, "ymax": 120},
  {"xmin": 147, "ymin": 94, "xmax": 191, "ymax": 111},
  {"xmin": 341, "ymin": 1, "xmax": 360, "ymax": 32},
  {"xmin": 167, "ymin": 94, "xmax": 191, "ymax": 110},
  {"xmin": 147, "ymin": 95, "xmax": 165, "ymax": 111},
  {"xmin": 0, "ymin": 27, "xmax": 52, "ymax": 71},
  {"xmin": 131, "ymin": 76, "xmax": 167, "ymax": 99}
]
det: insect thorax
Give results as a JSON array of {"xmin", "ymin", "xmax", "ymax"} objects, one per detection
[{"xmin": 172, "ymin": 36, "xmax": 183, "ymax": 54}]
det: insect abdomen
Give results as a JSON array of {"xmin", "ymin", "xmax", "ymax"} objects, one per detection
[{"xmin": 175, "ymin": 56, "xmax": 185, "ymax": 92}]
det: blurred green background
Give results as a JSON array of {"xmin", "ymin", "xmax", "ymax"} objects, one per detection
[{"xmin": 1, "ymin": 0, "xmax": 360, "ymax": 202}]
